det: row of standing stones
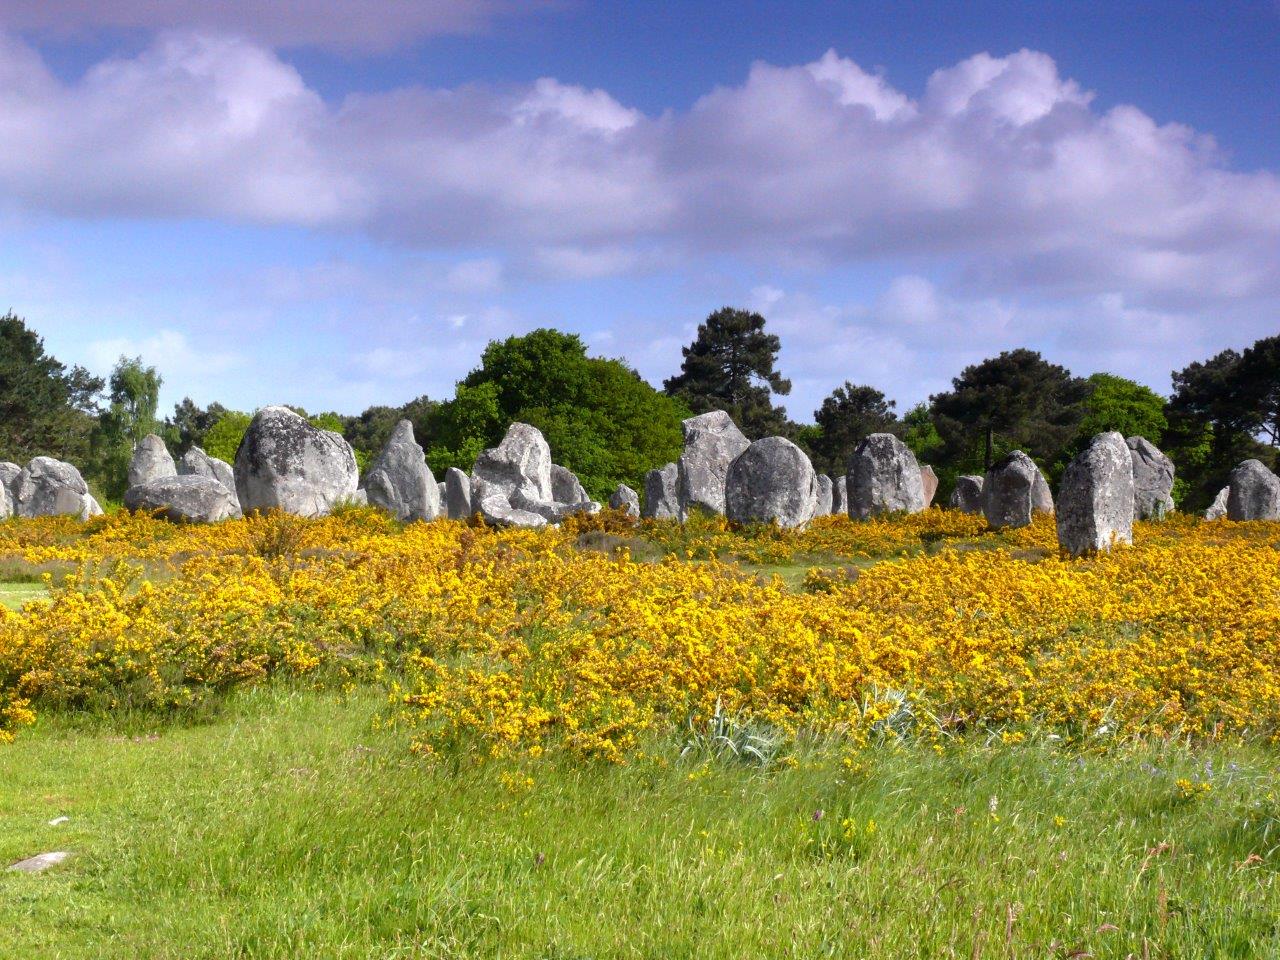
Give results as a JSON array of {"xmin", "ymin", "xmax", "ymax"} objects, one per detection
[{"xmin": 12, "ymin": 406, "xmax": 1280, "ymax": 557}]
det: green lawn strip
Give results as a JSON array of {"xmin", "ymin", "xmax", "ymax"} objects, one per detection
[
  {"xmin": 1, "ymin": 685, "xmax": 1278, "ymax": 958},
  {"xmin": 0, "ymin": 581, "xmax": 49, "ymax": 609}
]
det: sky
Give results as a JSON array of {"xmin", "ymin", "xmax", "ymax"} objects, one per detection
[{"xmin": 0, "ymin": 1, "xmax": 1277, "ymax": 423}]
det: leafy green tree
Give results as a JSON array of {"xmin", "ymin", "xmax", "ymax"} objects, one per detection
[
  {"xmin": 429, "ymin": 329, "xmax": 686, "ymax": 498},
  {"xmin": 94, "ymin": 357, "xmax": 163, "ymax": 499},
  {"xmin": 168, "ymin": 398, "xmax": 228, "ymax": 454},
  {"xmin": 201, "ymin": 411, "xmax": 253, "ymax": 464},
  {"xmin": 930, "ymin": 349, "xmax": 1088, "ymax": 471},
  {"xmin": 1075, "ymin": 373, "xmax": 1167, "ymax": 446},
  {"xmin": 663, "ymin": 307, "xmax": 792, "ymax": 438},
  {"xmin": 901, "ymin": 403, "xmax": 944, "ymax": 466},
  {"xmin": 0, "ymin": 312, "xmax": 103, "ymax": 463},
  {"xmin": 1237, "ymin": 335, "xmax": 1280, "ymax": 449},
  {"xmin": 809, "ymin": 383, "xmax": 898, "ymax": 475}
]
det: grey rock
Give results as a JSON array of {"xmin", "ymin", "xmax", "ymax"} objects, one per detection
[
  {"xmin": 444, "ymin": 468, "xmax": 472, "ymax": 520},
  {"xmin": 350, "ymin": 489, "xmax": 368, "ymax": 506},
  {"xmin": 608, "ymin": 483, "xmax": 640, "ymax": 517},
  {"xmin": 814, "ymin": 475, "xmax": 833, "ymax": 517},
  {"xmin": 0, "ymin": 461, "xmax": 21, "ymax": 506},
  {"xmin": 128, "ymin": 434, "xmax": 177, "ymax": 489},
  {"xmin": 1056, "ymin": 432, "xmax": 1135, "ymax": 556},
  {"xmin": 472, "ymin": 423, "xmax": 554, "ymax": 504},
  {"xmin": 642, "ymin": 463, "xmax": 679, "ymax": 519},
  {"xmin": 846, "ymin": 433, "xmax": 925, "ymax": 519},
  {"xmin": 920, "ymin": 465, "xmax": 939, "ymax": 508},
  {"xmin": 677, "ymin": 411, "xmax": 750, "ymax": 520},
  {"xmin": 950, "ymin": 475, "xmax": 985, "ymax": 514},
  {"xmin": 831, "ymin": 476, "xmax": 847, "ymax": 515},
  {"xmin": 1205, "ymin": 486, "xmax": 1230, "ymax": 520},
  {"xmin": 472, "ymin": 478, "xmax": 548, "ymax": 529},
  {"xmin": 178, "ymin": 446, "xmax": 236, "ymax": 493},
  {"xmin": 234, "ymin": 406, "xmax": 359, "ymax": 517},
  {"xmin": 726, "ymin": 437, "xmax": 818, "ymax": 529},
  {"xmin": 438, "ymin": 480, "xmax": 446, "ymax": 502},
  {"xmin": 15, "ymin": 457, "xmax": 99, "ymax": 520},
  {"xmin": 1227, "ymin": 460, "xmax": 1280, "ymax": 521},
  {"xmin": 7, "ymin": 851, "xmax": 72, "ymax": 873},
  {"xmin": 124, "ymin": 475, "xmax": 242, "ymax": 523},
  {"xmin": 1032, "ymin": 470, "xmax": 1055, "ymax": 515},
  {"xmin": 0, "ymin": 483, "xmax": 10, "ymax": 519},
  {"xmin": 1127, "ymin": 436, "xmax": 1174, "ymax": 520},
  {"xmin": 551, "ymin": 464, "xmax": 590, "ymax": 504},
  {"xmin": 983, "ymin": 451, "xmax": 1044, "ymax": 530},
  {"xmin": 361, "ymin": 420, "xmax": 440, "ymax": 522}
]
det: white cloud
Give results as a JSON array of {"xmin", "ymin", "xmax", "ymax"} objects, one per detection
[{"xmin": 85, "ymin": 329, "xmax": 242, "ymax": 399}]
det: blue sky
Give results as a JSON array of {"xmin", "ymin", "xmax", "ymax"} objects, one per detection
[{"xmin": 1, "ymin": 1, "xmax": 1277, "ymax": 422}]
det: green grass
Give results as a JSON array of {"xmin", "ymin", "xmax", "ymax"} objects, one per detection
[
  {"xmin": 0, "ymin": 580, "xmax": 49, "ymax": 609},
  {"xmin": 3, "ymin": 686, "xmax": 1279, "ymax": 958}
]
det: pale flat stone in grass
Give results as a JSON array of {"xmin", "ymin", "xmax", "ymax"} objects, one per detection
[
  {"xmin": 642, "ymin": 463, "xmax": 679, "ymax": 519},
  {"xmin": 8, "ymin": 851, "xmax": 72, "ymax": 873},
  {"xmin": 677, "ymin": 411, "xmax": 750, "ymax": 520}
]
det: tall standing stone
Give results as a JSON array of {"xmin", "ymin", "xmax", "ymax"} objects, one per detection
[
  {"xmin": 551, "ymin": 464, "xmax": 591, "ymax": 505},
  {"xmin": 178, "ymin": 446, "xmax": 236, "ymax": 494},
  {"xmin": 1127, "ymin": 436, "xmax": 1175, "ymax": 520},
  {"xmin": 814, "ymin": 475, "xmax": 833, "ymax": 517},
  {"xmin": 1205, "ymin": 486, "xmax": 1229, "ymax": 520},
  {"xmin": 128, "ymin": 434, "xmax": 177, "ymax": 489},
  {"xmin": 983, "ymin": 451, "xmax": 1044, "ymax": 530},
  {"xmin": 444, "ymin": 468, "xmax": 472, "ymax": 520},
  {"xmin": 15, "ymin": 457, "xmax": 102, "ymax": 520},
  {"xmin": 846, "ymin": 433, "xmax": 925, "ymax": 519},
  {"xmin": 725, "ymin": 437, "xmax": 818, "ymax": 529},
  {"xmin": 234, "ymin": 406, "xmax": 359, "ymax": 517},
  {"xmin": 950, "ymin": 475, "xmax": 984, "ymax": 514},
  {"xmin": 361, "ymin": 419, "xmax": 440, "ymax": 522},
  {"xmin": 472, "ymin": 423, "xmax": 554, "ymax": 504},
  {"xmin": 920, "ymin": 465, "xmax": 939, "ymax": 508},
  {"xmin": 1056, "ymin": 432, "xmax": 1135, "ymax": 556},
  {"xmin": 1226, "ymin": 460, "xmax": 1280, "ymax": 521},
  {"xmin": 609, "ymin": 484, "xmax": 640, "ymax": 518},
  {"xmin": 677, "ymin": 411, "xmax": 750, "ymax": 520},
  {"xmin": 642, "ymin": 463, "xmax": 679, "ymax": 519},
  {"xmin": 831, "ymin": 476, "xmax": 847, "ymax": 516},
  {"xmin": 0, "ymin": 462, "xmax": 22, "ymax": 507}
]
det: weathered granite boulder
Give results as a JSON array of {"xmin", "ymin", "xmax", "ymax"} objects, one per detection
[
  {"xmin": 950, "ymin": 475, "xmax": 985, "ymax": 514},
  {"xmin": 471, "ymin": 478, "xmax": 548, "ymax": 529},
  {"xmin": 1227, "ymin": 460, "xmax": 1280, "ymax": 521},
  {"xmin": 920, "ymin": 465, "xmax": 939, "ymax": 508},
  {"xmin": 1127, "ymin": 436, "xmax": 1175, "ymax": 520},
  {"xmin": 551, "ymin": 464, "xmax": 590, "ymax": 505},
  {"xmin": 983, "ymin": 451, "xmax": 1044, "ymax": 530},
  {"xmin": 234, "ymin": 406, "xmax": 359, "ymax": 517},
  {"xmin": 642, "ymin": 463, "xmax": 679, "ymax": 519},
  {"xmin": 677, "ymin": 411, "xmax": 750, "ymax": 519},
  {"xmin": 438, "ymin": 481, "xmax": 446, "ymax": 503},
  {"xmin": 128, "ymin": 434, "xmax": 177, "ymax": 489},
  {"xmin": 178, "ymin": 446, "xmax": 236, "ymax": 493},
  {"xmin": 1032, "ymin": 471, "xmax": 1055, "ymax": 515},
  {"xmin": 831, "ymin": 476, "xmax": 847, "ymax": 515},
  {"xmin": 725, "ymin": 437, "xmax": 818, "ymax": 529},
  {"xmin": 444, "ymin": 467, "xmax": 472, "ymax": 520},
  {"xmin": 609, "ymin": 483, "xmax": 640, "ymax": 517},
  {"xmin": 361, "ymin": 420, "xmax": 440, "ymax": 522},
  {"xmin": 15, "ymin": 457, "xmax": 102, "ymax": 520},
  {"xmin": 125, "ymin": 475, "xmax": 242, "ymax": 523},
  {"xmin": 473, "ymin": 423, "xmax": 554, "ymax": 503},
  {"xmin": 814, "ymin": 474, "xmax": 833, "ymax": 517},
  {"xmin": 1056, "ymin": 432, "xmax": 1134, "ymax": 556},
  {"xmin": 1205, "ymin": 486, "xmax": 1230, "ymax": 520},
  {"xmin": 0, "ymin": 461, "xmax": 22, "ymax": 506},
  {"xmin": 846, "ymin": 433, "xmax": 925, "ymax": 519}
]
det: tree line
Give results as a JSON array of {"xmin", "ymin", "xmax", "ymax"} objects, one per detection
[{"xmin": 0, "ymin": 308, "xmax": 1274, "ymax": 508}]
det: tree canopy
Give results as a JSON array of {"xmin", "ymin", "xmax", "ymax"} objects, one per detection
[
  {"xmin": 808, "ymin": 382, "xmax": 898, "ymax": 475},
  {"xmin": 1074, "ymin": 373, "xmax": 1167, "ymax": 446}
]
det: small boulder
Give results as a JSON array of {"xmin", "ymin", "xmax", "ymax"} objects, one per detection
[
  {"xmin": 1227, "ymin": 460, "xmax": 1280, "ymax": 521},
  {"xmin": 472, "ymin": 478, "xmax": 547, "ymax": 529},
  {"xmin": 642, "ymin": 463, "xmax": 679, "ymax": 519},
  {"xmin": 983, "ymin": 451, "xmax": 1044, "ymax": 530},
  {"xmin": 444, "ymin": 467, "xmax": 472, "ymax": 520},
  {"xmin": 0, "ymin": 461, "xmax": 21, "ymax": 505},
  {"xmin": 920, "ymin": 465, "xmax": 939, "ymax": 508},
  {"xmin": 234, "ymin": 406, "xmax": 359, "ymax": 517},
  {"xmin": 814, "ymin": 475, "xmax": 833, "ymax": 517},
  {"xmin": 831, "ymin": 476, "xmax": 847, "ymax": 515},
  {"xmin": 609, "ymin": 483, "xmax": 640, "ymax": 517},
  {"xmin": 725, "ymin": 437, "xmax": 818, "ymax": 529},
  {"xmin": 1032, "ymin": 471, "xmax": 1055, "ymax": 515},
  {"xmin": 1205, "ymin": 486, "xmax": 1230, "ymax": 520},
  {"xmin": 125, "ymin": 475, "xmax": 242, "ymax": 523},
  {"xmin": 128, "ymin": 434, "xmax": 177, "ymax": 489},
  {"xmin": 1127, "ymin": 436, "xmax": 1175, "ymax": 520},
  {"xmin": 178, "ymin": 446, "xmax": 236, "ymax": 493},
  {"xmin": 950, "ymin": 475, "xmax": 984, "ymax": 514},
  {"xmin": 1056, "ymin": 432, "xmax": 1134, "ymax": 556},
  {"xmin": 472, "ymin": 423, "xmax": 553, "ymax": 503},
  {"xmin": 677, "ymin": 411, "xmax": 750, "ymax": 519},
  {"xmin": 846, "ymin": 433, "xmax": 925, "ymax": 519},
  {"xmin": 551, "ymin": 464, "xmax": 590, "ymax": 505},
  {"xmin": 14, "ymin": 457, "xmax": 100, "ymax": 520},
  {"xmin": 361, "ymin": 420, "xmax": 440, "ymax": 522}
]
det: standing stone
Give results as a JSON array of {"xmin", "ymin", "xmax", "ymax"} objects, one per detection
[
  {"xmin": 1205, "ymin": 486, "xmax": 1230, "ymax": 521},
  {"xmin": 1032, "ymin": 471, "xmax": 1055, "ymax": 515},
  {"xmin": 438, "ymin": 481, "xmax": 446, "ymax": 502},
  {"xmin": 0, "ymin": 462, "xmax": 21, "ymax": 506},
  {"xmin": 1056, "ymin": 432, "xmax": 1135, "ymax": 556},
  {"xmin": 950, "ymin": 475, "xmax": 985, "ymax": 514},
  {"xmin": 677, "ymin": 411, "xmax": 750, "ymax": 520},
  {"xmin": 471, "ymin": 477, "xmax": 548, "ymax": 529},
  {"xmin": 920, "ymin": 465, "xmax": 939, "ymax": 508},
  {"xmin": 234, "ymin": 406, "xmax": 359, "ymax": 517},
  {"xmin": 814, "ymin": 475, "xmax": 833, "ymax": 517},
  {"xmin": 444, "ymin": 468, "xmax": 472, "ymax": 520},
  {"xmin": 361, "ymin": 420, "xmax": 440, "ymax": 522},
  {"xmin": 726, "ymin": 437, "xmax": 818, "ymax": 529},
  {"xmin": 831, "ymin": 476, "xmax": 848, "ymax": 515},
  {"xmin": 15, "ymin": 457, "xmax": 101, "ymax": 520},
  {"xmin": 983, "ymin": 451, "xmax": 1044, "ymax": 530},
  {"xmin": 1127, "ymin": 436, "xmax": 1174, "ymax": 520},
  {"xmin": 125, "ymin": 475, "xmax": 242, "ymax": 523},
  {"xmin": 1226, "ymin": 460, "xmax": 1280, "ymax": 521},
  {"xmin": 472, "ymin": 423, "xmax": 554, "ymax": 504},
  {"xmin": 0, "ymin": 483, "xmax": 9, "ymax": 519},
  {"xmin": 846, "ymin": 433, "xmax": 925, "ymax": 519},
  {"xmin": 642, "ymin": 463, "xmax": 679, "ymax": 519},
  {"xmin": 178, "ymin": 447, "xmax": 236, "ymax": 494},
  {"xmin": 551, "ymin": 464, "xmax": 590, "ymax": 505},
  {"xmin": 128, "ymin": 434, "xmax": 177, "ymax": 489},
  {"xmin": 609, "ymin": 484, "xmax": 640, "ymax": 518}
]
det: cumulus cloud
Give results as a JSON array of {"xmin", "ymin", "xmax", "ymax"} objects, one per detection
[{"xmin": 0, "ymin": 33, "xmax": 1277, "ymax": 313}]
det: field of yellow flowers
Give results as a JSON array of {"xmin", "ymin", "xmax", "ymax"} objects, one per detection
[{"xmin": 0, "ymin": 508, "xmax": 1277, "ymax": 759}]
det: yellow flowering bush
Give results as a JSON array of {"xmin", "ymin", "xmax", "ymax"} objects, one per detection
[{"xmin": 0, "ymin": 509, "xmax": 1277, "ymax": 759}]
